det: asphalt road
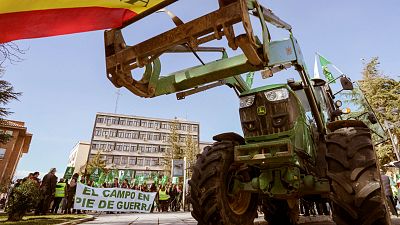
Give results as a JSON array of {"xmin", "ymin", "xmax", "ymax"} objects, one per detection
[{"xmin": 82, "ymin": 212, "xmax": 400, "ymax": 225}]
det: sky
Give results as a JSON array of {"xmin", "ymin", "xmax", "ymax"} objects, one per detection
[{"xmin": 2, "ymin": 0, "xmax": 399, "ymax": 178}]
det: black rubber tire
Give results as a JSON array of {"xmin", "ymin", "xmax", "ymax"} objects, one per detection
[
  {"xmin": 189, "ymin": 140, "xmax": 258, "ymax": 225},
  {"xmin": 326, "ymin": 126, "xmax": 391, "ymax": 225},
  {"xmin": 262, "ymin": 199, "xmax": 299, "ymax": 225}
]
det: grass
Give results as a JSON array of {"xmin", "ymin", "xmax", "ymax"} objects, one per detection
[{"xmin": 0, "ymin": 214, "xmax": 89, "ymax": 225}]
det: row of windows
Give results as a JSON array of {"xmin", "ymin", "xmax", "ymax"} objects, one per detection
[
  {"xmin": 90, "ymin": 155, "xmax": 162, "ymax": 167},
  {"xmin": 96, "ymin": 116, "xmax": 199, "ymax": 132},
  {"xmin": 94, "ymin": 128, "xmax": 198, "ymax": 143},
  {"xmin": 91, "ymin": 141, "xmax": 172, "ymax": 153}
]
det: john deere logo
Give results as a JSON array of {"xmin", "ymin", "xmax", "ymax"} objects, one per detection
[{"xmin": 257, "ymin": 106, "xmax": 266, "ymax": 115}]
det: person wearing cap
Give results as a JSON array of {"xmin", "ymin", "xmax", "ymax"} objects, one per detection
[{"xmin": 38, "ymin": 168, "xmax": 58, "ymax": 215}]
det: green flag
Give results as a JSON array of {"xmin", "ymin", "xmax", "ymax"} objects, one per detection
[
  {"xmin": 318, "ymin": 55, "xmax": 335, "ymax": 83},
  {"xmin": 106, "ymin": 169, "xmax": 118, "ymax": 183},
  {"xmin": 161, "ymin": 175, "xmax": 168, "ymax": 185},
  {"xmin": 138, "ymin": 176, "xmax": 145, "ymax": 185},
  {"xmin": 97, "ymin": 171, "xmax": 106, "ymax": 187},
  {"xmin": 90, "ymin": 168, "xmax": 102, "ymax": 182},
  {"xmin": 121, "ymin": 169, "xmax": 133, "ymax": 182},
  {"xmin": 245, "ymin": 72, "xmax": 255, "ymax": 88},
  {"xmin": 63, "ymin": 167, "xmax": 74, "ymax": 179},
  {"xmin": 153, "ymin": 175, "xmax": 159, "ymax": 185}
]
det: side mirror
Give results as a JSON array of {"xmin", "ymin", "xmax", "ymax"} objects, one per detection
[
  {"xmin": 367, "ymin": 112, "xmax": 378, "ymax": 124},
  {"xmin": 340, "ymin": 76, "xmax": 353, "ymax": 90}
]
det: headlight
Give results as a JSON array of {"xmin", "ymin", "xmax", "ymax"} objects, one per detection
[
  {"xmin": 240, "ymin": 95, "xmax": 255, "ymax": 108},
  {"xmin": 264, "ymin": 88, "xmax": 289, "ymax": 101}
]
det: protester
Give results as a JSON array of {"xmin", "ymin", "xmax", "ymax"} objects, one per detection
[
  {"xmin": 64, "ymin": 174, "xmax": 79, "ymax": 214},
  {"xmin": 37, "ymin": 168, "xmax": 57, "ymax": 215},
  {"xmin": 176, "ymin": 184, "xmax": 183, "ymax": 211},
  {"xmin": 112, "ymin": 178, "xmax": 119, "ymax": 188},
  {"xmin": 32, "ymin": 172, "xmax": 40, "ymax": 186},
  {"xmin": 149, "ymin": 183, "xmax": 158, "ymax": 212},
  {"xmin": 382, "ymin": 169, "xmax": 399, "ymax": 216},
  {"xmin": 51, "ymin": 178, "xmax": 67, "ymax": 214},
  {"xmin": 121, "ymin": 179, "xmax": 130, "ymax": 189},
  {"xmin": 158, "ymin": 186, "xmax": 170, "ymax": 212},
  {"xmin": 169, "ymin": 184, "xmax": 178, "ymax": 211}
]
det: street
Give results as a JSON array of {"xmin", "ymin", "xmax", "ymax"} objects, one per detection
[{"xmin": 82, "ymin": 212, "xmax": 400, "ymax": 225}]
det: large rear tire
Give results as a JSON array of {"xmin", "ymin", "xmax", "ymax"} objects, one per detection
[
  {"xmin": 326, "ymin": 126, "xmax": 391, "ymax": 225},
  {"xmin": 189, "ymin": 139, "xmax": 258, "ymax": 225}
]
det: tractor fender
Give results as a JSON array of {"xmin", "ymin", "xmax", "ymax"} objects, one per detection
[
  {"xmin": 213, "ymin": 132, "xmax": 245, "ymax": 145},
  {"xmin": 327, "ymin": 120, "xmax": 368, "ymax": 132}
]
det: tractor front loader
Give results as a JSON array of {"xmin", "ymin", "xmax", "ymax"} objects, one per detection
[{"xmin": 104, "ymin": 0, "xmax": 391, "ymax": 224}]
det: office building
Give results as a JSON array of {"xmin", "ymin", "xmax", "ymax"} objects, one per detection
[
  {"xmin": 88, "ymin": 113, "xmax": 200, "ymax": 177},
  {"xmin": 67, "ymin": 141, "xmax": 90, "ymax": 174}
]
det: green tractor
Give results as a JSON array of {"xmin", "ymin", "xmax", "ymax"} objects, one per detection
[
  {"xmin": 103, "ymin": 0, "xmax": 391, "ymax": 224},
  {"xmin": 189, "ymin": 77, "xmax": 390, "ymax": 225}
]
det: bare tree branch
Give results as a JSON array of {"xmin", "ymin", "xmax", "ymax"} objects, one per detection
[{"xmin": 0, "ymin": 43, "xmax": 27, "ymax": 67}]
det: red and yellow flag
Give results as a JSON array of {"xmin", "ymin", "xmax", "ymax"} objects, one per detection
[{"xmin": 0, "ymin": 0, "xmax": 176, "ymax": 43}]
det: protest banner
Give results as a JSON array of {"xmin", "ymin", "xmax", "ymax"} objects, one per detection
[{"xmin": 74, "ymin": 183, "xmax": 156, "ymax": 212}]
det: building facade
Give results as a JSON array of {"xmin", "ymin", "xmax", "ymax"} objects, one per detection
[
  {"xmin": 88, "ymin": 113, "xmax": 200, "ymax": 178},
  {"xmin": 0, "ymin": 120, "xmax": 32, "ymax": 187},
  {"xmin": 67, "ymin": 141, "xmax": 90, "ymax": 174}
]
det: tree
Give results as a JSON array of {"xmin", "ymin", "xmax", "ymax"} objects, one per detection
[
  {"xmin": 85, "ymin": 151, "xmax": 106, "ymax": 176},
  {"xmin": 0, "ymin": 43, "xmax": 23, "ymax": 143},
  {"xmin": 0, "ymin": 43, "xmax": 25, "ymax": 67},
  {"xmin": 6, "ymin": 180, "xmax": 40, "ymax": 221},
  {"xmin": 184, "ymin": 133, "xmax": 199, "ymax": 178},
  {"xmin": 184, "ymin": 134, "xmax": 199, "ymax": 168},
  {"xmin": 169, "ymin": 119, "xmax": 183, "ymax": 159},
  {"xmin": 354, "ymin": 57, "xmax": 400, "ymax": 166},
  {"xmin": 163, "ymin": 119, "xmax": 183, "ymax": 176}
]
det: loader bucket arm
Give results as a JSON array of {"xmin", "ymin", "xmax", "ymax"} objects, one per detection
[
  {"xmin": 104, "ymin": 0, "xmax": 325, "ymax": 132},
  {"xmin": 104, "ymin": 0, "xmax": 292, "ymax": 97}
]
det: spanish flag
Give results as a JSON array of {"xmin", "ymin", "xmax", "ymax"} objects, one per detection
[{"xmin": 0, "ymin": 0, "xmax": 175, "ymax": 43}]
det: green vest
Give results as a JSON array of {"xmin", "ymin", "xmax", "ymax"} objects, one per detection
[
  {"xmin": 159, "ymin": 190, "xmax": 170, "ymax": 200},
  {"xmin": 55, "ymin": 182, "xmax": 66, "ymax": 197}
]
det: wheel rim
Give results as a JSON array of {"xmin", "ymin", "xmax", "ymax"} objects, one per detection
[
  {"xmin": 226, "ymin": 170, "xmax": 252, "ymax": 215},
  {"xmin": 227, "ymin": 190, "xmax": 252, "ymax": 215}
]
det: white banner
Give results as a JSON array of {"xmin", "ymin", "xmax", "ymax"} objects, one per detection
[{"xmin": 74, "ymin": 183, "xmax": 156, "ymax": 212}]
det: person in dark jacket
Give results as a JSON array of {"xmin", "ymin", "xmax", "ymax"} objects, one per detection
[
  {"xmin": 64, "ymin": 176, "xmax": 78, "ymax": 214},
  {"xmin": 38, "ymin": 168, "xmax": 58, "ymax": 215},
  {"xmin": 382, "ymin": 170, "xmax": 398, "ymax": 216},
  {"xmin": 112, "ymin": 178, "xmax": 119, "ymax": 188}
]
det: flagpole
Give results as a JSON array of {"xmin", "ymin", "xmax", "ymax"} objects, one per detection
[
  {"xmin": 331, "ymin": 64, "xmax": 344, "ymax": 75},
  {"xmin": 313, "ymin": 54, "xmax": 320, "ymax": 78}
]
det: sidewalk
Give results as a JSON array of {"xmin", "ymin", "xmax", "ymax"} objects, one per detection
[{"xmin": 82, "ymin": 212, "xmax": 333, "ymax": 225}]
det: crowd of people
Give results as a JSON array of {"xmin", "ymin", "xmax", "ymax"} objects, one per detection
[
  {"xmin": 5, "ymin": 167, "xmax": 399, "ymax": 217},
  {"xmin": 2, "ymin": 168, "xmax": 186, "ymax": 215}
]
